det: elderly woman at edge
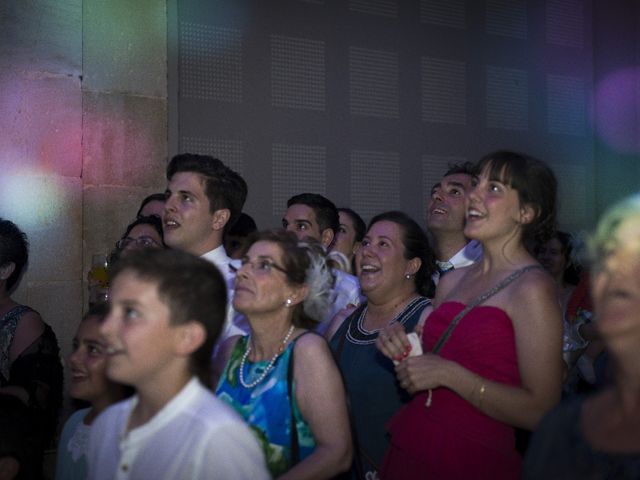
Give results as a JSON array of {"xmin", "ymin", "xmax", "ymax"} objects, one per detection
[{"xmin": 524, "ymin": 193, "xmax": 640, "ymax": 479}]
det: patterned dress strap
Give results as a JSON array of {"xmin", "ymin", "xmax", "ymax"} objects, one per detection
[{"xmin": 0, "ymin": 305, "xmax": 34, "ymax": 381}]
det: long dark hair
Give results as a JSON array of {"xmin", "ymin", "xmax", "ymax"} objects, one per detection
[{"xmin": 0, "ymin": 218, "xmax": 29, "ymax": 292}]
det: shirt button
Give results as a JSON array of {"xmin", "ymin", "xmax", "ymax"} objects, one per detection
[{"xmin": 121, "ymin": 464, "xmax": 128, "ymax": 472}]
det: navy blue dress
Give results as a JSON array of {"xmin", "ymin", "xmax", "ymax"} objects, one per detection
[
  {"xmin": 329, "ymin": 297, "xmax": 430, "ymax": 478},
  {"xmin": 524, "ymin": 397, "xmax": 640, "ymax": 480}
]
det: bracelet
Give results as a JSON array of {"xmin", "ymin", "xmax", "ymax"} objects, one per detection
[
  {"xmin": 425, "ymin": 388, "xmax": 432, "ymax": 408},
  {"xmin": 478, "ymin": 382, "xmax": 486, "ymax": 410}
]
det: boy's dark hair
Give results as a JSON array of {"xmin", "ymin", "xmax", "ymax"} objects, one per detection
[
  {"xmin": 167, "ymin": 153, "xmax": 248, "ymax": 233},
  {"xmin": 287, "ymin": 193, "xmax": 339, "ymax": 235},
  {"xmin": 135, "ymin": 193, "xmax": 166, "ymax": 218},
  {"xmin": 338, "ymin": 207, "xmax": 366, "ymax": 242},
  {"xmin": 109, "ymin": 249, "xmax": 227, "ymax": 388},
  {"xmin": 0, "ymin": 218, "xmax": 29, "ymax": 291}
]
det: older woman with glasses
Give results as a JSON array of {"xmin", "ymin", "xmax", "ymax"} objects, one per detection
[{"xmin": 214, "ymin": 230, "xmax": 352, "ymax": 479}]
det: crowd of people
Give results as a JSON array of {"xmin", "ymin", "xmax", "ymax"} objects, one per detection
[{"xmin": 0, "ymin": 150, "xmax": 638, "ymax": 479}]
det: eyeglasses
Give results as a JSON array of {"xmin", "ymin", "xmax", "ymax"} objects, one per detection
[
  {"xmin": 116, "ymin": 236, "xmax": 161, "ymax": 250},
  {"xmin": 230, "ymin": 258, "xmax": 288, "ymax": 275}
]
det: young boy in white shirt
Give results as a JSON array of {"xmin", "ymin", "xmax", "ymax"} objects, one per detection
[{"xmin": 87, "ymin": 249, "xmax": 269, "ymax": 480}]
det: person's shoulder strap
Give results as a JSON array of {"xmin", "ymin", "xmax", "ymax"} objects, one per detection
[
  {"xmin": 332, "ymin": 303, "xmax": 367, "ymax": 362},
  {"xmin": 432, "ymin": 264, "xmax": 543, "ymax": 355},
  {"xmin": 1, "ymin": 305, "xmax": 33, "ymax": 324}
]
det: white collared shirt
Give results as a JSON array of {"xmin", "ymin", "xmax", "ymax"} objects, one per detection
[
  {"xmin": 200, "ymin": 245, "xmax": 249, "ymax": 343},
  {"xmin": 315, "ymin": 269, "xmax": 362, "ymax": 335},
  {"xmin": 87, "ymin": 378, "xmax": 269, "ymax": 480},
  {"xmin": 448, "ymin": 240, "xmax": 483, "ymax": 269},
  {"xmin": 433, "ymin": 240, "xmax": 483, "ymax": 286}
]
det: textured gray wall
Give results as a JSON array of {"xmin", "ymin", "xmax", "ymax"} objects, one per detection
[{"xmin": 167, "ymin": 0, "xmax": 638, "ymax": 235}]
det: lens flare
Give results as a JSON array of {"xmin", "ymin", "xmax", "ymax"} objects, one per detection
[
  {"xmin": 0, "ymin": 169, "xmax": 69, "ymax": 230},
  {"xmin": 593, "ymin": 67, "xmax": 640, "ymax": 155}
]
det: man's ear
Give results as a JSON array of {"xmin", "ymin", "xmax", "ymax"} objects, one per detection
[
  {"xmin": 0, "ymin": 262, "xmax": 15, "ymax": 281},
  {"xmin": 175, "ymin": 321, "xmax": 207, "ymax": 357},
  {"xmin": 321, "ymin": 228, "xmax": 335, "ymax": 249},
  {"xmin": 519, "ymin": 204, "xmax": 537, "ymax": 225},
  {"xmin": 211, "ymin": 209, "xmax": 231, "ymax": 232}
]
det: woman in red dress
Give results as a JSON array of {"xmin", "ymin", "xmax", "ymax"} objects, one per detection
[{"xmin": 377, "ymin": 151, "xmax": 563, "ymax": 479}]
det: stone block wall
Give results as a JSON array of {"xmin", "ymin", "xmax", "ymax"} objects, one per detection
[{"xmin": 0, "ymin": 0, "xmax": 168, "ymax": 396}]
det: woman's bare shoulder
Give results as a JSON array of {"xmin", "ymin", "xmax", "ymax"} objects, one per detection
[
  {"xmin": 294, "ymin": 330, "xmax": 329, "ymax": 352},
  {"xmin": 511, "ymin": 266, "xmax": 557, "ymax": 302},
  {"xmin": 10, "ymin": 309, "xmax": 46, "ymax": 361}
]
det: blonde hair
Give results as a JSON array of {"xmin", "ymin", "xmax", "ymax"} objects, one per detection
[{"xmin": 588, "ymin": 193, "xmax": 640, "ymax": 270}]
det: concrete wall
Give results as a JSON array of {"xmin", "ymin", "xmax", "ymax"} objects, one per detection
[{"xmin": 0, "ymin": 0, "xmax": 168, "ymax": 374}]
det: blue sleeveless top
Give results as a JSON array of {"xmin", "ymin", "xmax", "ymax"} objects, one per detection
[{"xmin": 215, "ymin": 334, "xmax": 315, "ymax": 476}]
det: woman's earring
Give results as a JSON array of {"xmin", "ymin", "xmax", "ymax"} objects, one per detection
[
  {"xmin": 405, "ymin": 274, "xmax": 411, "ymax": 279},
  {"xmin": 285, "ymin": 298, "xmax": 293, "ymax": 307}
]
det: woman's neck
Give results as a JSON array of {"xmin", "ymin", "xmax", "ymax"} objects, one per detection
[
  {"xmin": 476, "ymin": 237, "xmax": 532, "ymax": 273},
  {"xmin": 432, "ymin": 231, "xmax": 468, "ymax": 262},
  {"xmin": 247, "ymin": 312, "xmax": 296, "ymax": 361},
  {"xmin": 365, "ymin": 289, "xmax": 418, "ymax": 328}
]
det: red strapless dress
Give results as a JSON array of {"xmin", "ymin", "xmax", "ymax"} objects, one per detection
[{"xmin": 380, "ymin": 302, "xmax": 522, "ymax": 480}]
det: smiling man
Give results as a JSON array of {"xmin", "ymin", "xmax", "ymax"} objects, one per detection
[
  {"xmin": 163, "ymin": 153, "xmax": 249, "ymax": 342},
  {"xmin": 282, "ymin": 193, "xmax": 362, "ymax": 333},
  {"xmin": 427, "ymin": 162, "xmax": 482, "ymax": 280}
]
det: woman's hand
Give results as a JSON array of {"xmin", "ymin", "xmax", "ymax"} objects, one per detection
[
  {"xmin": 395, "ymin": 353, "xmax": 452, "ymax": 395},
  {"xmin": 376, "ymin": 322, "xmax": 413, "ymax": 363}
]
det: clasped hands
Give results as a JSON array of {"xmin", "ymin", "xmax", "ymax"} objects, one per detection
[{"xmin": 375, "ymin": 322, "xmax": 450, "ymax": 395}]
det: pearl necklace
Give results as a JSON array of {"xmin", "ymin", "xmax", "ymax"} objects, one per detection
[{"xmin": 239, "ymin": 325, "xmax": 295, "ymax": 389}]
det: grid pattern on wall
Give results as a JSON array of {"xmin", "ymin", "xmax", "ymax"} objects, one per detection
[
  {"xmin": 350, "ymin": 149, "xmax": 401, "ymax": 220},
  {"xmin": 179, "ymin": 23, "xmax": 243, "ymax": 102},
  {"xmin": 172, "ymin": 0, "xmax": 594, "ymax": 232},
  {"xmin": 272, "ymin": 143, "xmax": 327, "ymax": 215},
  {"xmin": 271, "ymin": 35, "xmax": 326, "ymax": 111},
  {"xmin": 181, "ymin": 137, "xmax": 245, "ymax": 174}
]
